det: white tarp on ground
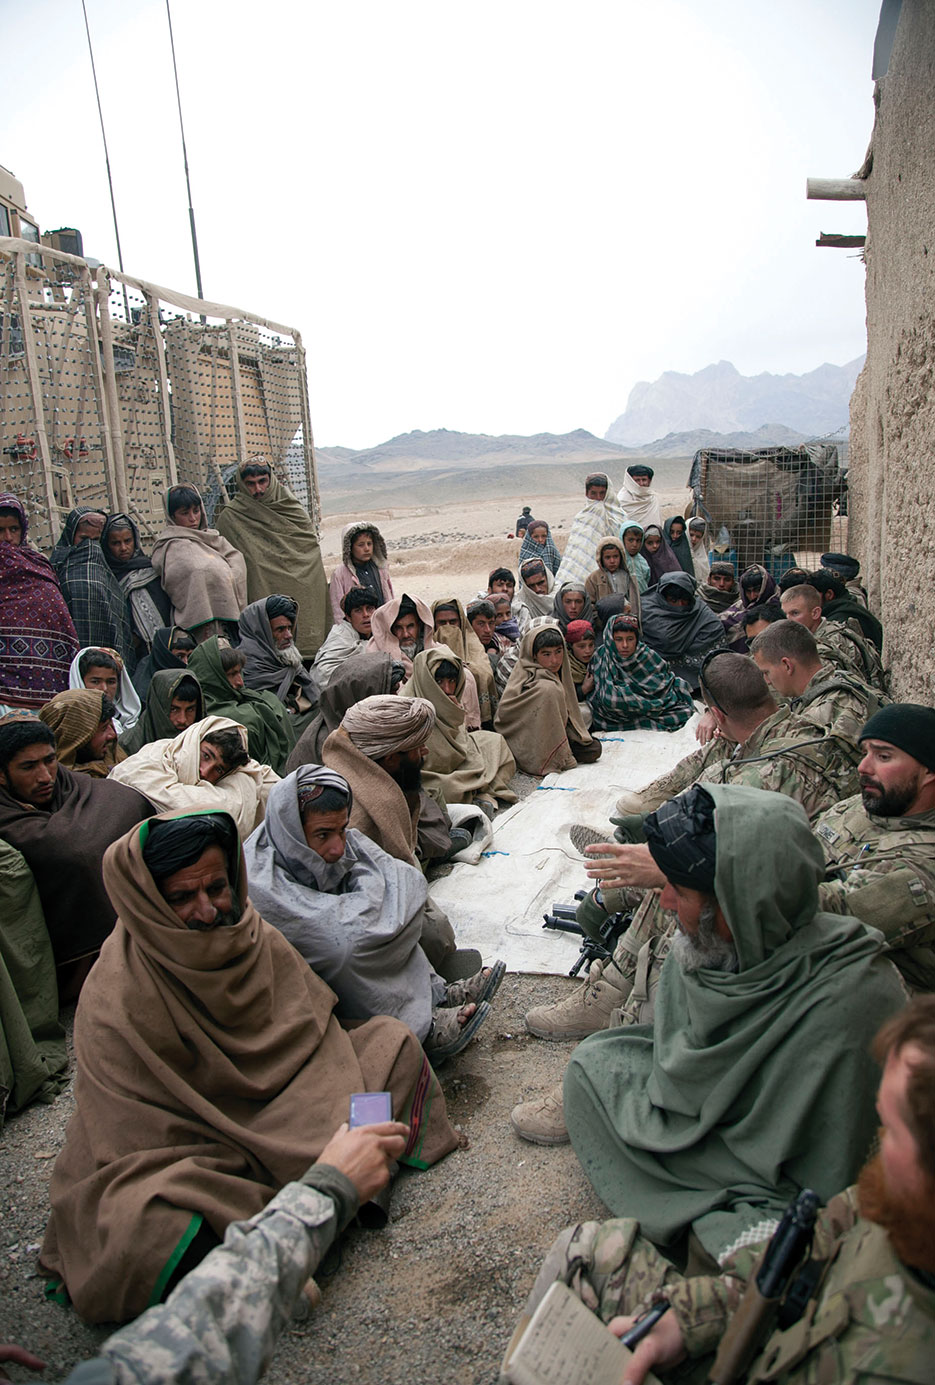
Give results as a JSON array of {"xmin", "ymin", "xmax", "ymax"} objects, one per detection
[{"xmin": 429, "ymin": 716, "xmax": 700, "ymax": 975}]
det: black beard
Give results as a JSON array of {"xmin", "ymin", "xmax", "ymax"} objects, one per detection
[
  {"xmin": 859, "ymin": 776, "xmax": 917, "ymax": 817},
  {"xmin": 389, "ymin": 759, "xmax": 423, "ymax": 792},
  {"xmin": 185, "ymin": 894, "xmax": 241, "ymax": 931}
]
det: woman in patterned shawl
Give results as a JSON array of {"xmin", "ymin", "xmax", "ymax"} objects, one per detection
[
  {"xmin": 0, "ymin": 494, "xmax": 79, "ymax": 708},
  {"xmin": 588, "ymin": 613, "xmax": 696, "ymax": 732},
  {"xmin": 50, "ymin": 507, "xmax": 133, "ymax": 662}
]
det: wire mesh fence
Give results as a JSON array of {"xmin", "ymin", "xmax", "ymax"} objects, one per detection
[
  {"xmin": 689, "ymin": 441, "xmax": 849, "ymax": 577},
  {"xmin": 0, "ymin": 236, "xmax": 319, "ymax": 551}
]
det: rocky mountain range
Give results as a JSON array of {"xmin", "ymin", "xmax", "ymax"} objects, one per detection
[
  {"xmin": 315, "ymin": 427, "xmax": 629, "ymax": 474},
  {"xmin": 312, "ymin": 359, "xmax": 859, "ymax": 512},
  {"xmin": 605, "ymin": 357, "xmax": 863, "ymax": 447}
]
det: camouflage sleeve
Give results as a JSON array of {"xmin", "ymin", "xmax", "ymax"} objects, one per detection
[
  {"xmin": 638, "ymin": 738, "xmax": 732, "ymax": 811},
  {"xmin": 820, "ymin": 864, "xmax": 935, "ymax": 948},
  {"xmin": 92, "ymin": 1172, "xmax": 358, "ymax": 1385},
  {"xmin": 667, "ymin": 1190, "xmax": 861, "ymax": 1359}
]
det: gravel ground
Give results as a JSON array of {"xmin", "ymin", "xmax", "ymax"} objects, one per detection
[{"xmin": 0, "ymin": 974, "xmax": 607, "ymax": 1383}]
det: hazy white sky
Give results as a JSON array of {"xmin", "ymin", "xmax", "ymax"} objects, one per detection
[{"xmin": 4, "ymin": 0, "xmax": 878, "ymax": 448}]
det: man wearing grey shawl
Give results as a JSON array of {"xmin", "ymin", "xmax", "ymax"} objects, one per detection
[
  {"xmin": 238, "ymin": 595, "xmax": 318, "ymax": 731},
  {"xmin": 244, "ymin": 765, "xmax": 504, "ymax": 1062}
]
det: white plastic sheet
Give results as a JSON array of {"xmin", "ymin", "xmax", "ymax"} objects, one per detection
[{"xmin": 429, "ymin": 715, "xmax": 700, "ymax": 974}]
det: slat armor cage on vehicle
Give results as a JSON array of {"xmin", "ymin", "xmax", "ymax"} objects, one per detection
[{"xmin": 0, "ymin": 235, "xmax": 321, "ymax": 551}]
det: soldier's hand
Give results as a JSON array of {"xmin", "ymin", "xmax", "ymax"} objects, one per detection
[
  {"xmin": 0, "ymin": 1345, "xmax": 48, "ymax": 1380},
  {"xmin": 608, "ymin": 1308, "xmax": 686, "ymax": 1383},
  {"xmin": 694, "ymin": 709, "xmax": 719, "ymax": 745},
  {"xmin": 317, "ymin": 1122, "xmax": 410, "ymax": 1204},
  {"xmin": 584, "ymin": 842, "xmax": 666, "ymax": 890}
]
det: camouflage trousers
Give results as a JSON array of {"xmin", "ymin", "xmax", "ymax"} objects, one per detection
[
  {"xmin": 579, "ymin": 886, "xmax": 679, "ymax": 1028},
  {"xmin": 522, "ymin": 1220, "xmax": 710, "ymax": 1383}
]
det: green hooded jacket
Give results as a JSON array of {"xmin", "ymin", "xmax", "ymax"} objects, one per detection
[
  {"xmin": 565, "ymin": 782, "xmax": 906, "ymax": 1262},
  {"xmin": 189, "ymin": 638, "xmax": 294, "ymax": 774},
  {"xmin": 119, "ymin": 669, "xmax": 205, "ymax": 756}
]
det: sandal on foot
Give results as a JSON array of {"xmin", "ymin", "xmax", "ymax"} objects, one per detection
[
  {"xmin": 444, "ymin": 959, "xmax": 506, "ymax": 1009},
  {"xmin": 424, "ymin": 1000, "xmax": 491, "ymax": 1063}
]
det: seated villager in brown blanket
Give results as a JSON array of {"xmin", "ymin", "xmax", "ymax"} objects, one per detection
[
  {"xmin": 432, "ymin": 596, "xmax": 498, "ymax": 726},
  {"xmin": 401, "ymin": 650, "xmax": 517, "ymax": 815},
  {"xmin": 38, "ymin": 688, "xmax": 125, "ymax": 778},
  {"xmin": 40, "ymin": 809, "xmax": 459, "ymax": 1324},
  {"xmin": 150, "ymin": 484, "xmax": 247, "ymax": 644},
  {"xmin": 0, "ymin": 713, "xmax": 151, "ymax": 997},
  {"xmin": 370, "ymin": 592, "xmax": 483, "ymax": 728},
  {"xmin": 494, "ymin": 623, "xmax": 602, "ymax": 775},
  {"xmin": 289, "ymin": 655, "xmax": 459, "ymax": 869},
  {"xmin": 287, "ymin": 650, "xmax": 405, "ymax": 768}
]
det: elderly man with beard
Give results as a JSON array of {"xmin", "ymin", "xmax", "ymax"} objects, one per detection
[
  {"xmin": 39, "ymin": 810, "xmax": 458, "ymax": 1324},
  {"xmin": 237, "ymin": 594, "xmax": 318, "ymax": 731},
  {"xmin": 562, "ymin": 783, "xmax": 904, "ymax": 1266},
  {"xmin": 813, "ymin": 703, "xmax": 935, "ymax": 992},
  {"xmin": 511, "ymin": 995, "xmax": 935, "ymax": 1385}
]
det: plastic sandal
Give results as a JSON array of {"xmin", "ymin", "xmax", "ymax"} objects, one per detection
[
  {"xmin": 444, "ymin": 960, "xmax": 506, "ymax": 1010},
  {"xmin": 424, "ymin": 1000, "xmax": 491, "ymax": 1063}
]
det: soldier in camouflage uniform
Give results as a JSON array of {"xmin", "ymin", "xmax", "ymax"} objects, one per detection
[
  {"xmin": 587, "ymin": 700, "xmax": 935, "ymax": 1035},
  {"xmin": 513, "ymin": 998, "xmax": 935, "ymax": 1385},
  {"xmin": 816, "ymin": 702, "xmax": 935, "ymax": 993},
  {"xmin": 749, "ymin": 618, "xmax": 886, "ymax": 745},
  {"xmin": 4, "ymin": 1123, "xmax": 408, "ymax": 1384},
  {"xmin": 512, "ymin": 654, "xmax": 863, "ymax": 1145},
  {"xmin": 779, "ymin": 582, "xmax": 888, "ymax": 692},
  {"xmin": 613, "ymin": 673, "xmax": 863, "ymax": 825}
]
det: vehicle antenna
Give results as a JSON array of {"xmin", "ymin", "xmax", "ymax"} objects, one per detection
[
  {"xmin": 165, "ymin": 0, "xmax": 205, "ymax": 302},
  {"xmin": 80, "ymin": 0, "xmax": 131, "ymax": 319}
]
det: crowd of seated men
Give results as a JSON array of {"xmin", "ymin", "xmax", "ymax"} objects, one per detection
[{"xmin": 0, "ymin": 463, "xmax": 932, "ymax": 1383}]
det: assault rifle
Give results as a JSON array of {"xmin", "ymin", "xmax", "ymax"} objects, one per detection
[
  {"xmin": 542, "ymin": 894, "xmax": 629, "ymax": 978},
  {"xmin": 709, "ymin": 1187, "xmax": 820, "ymax": 1385}
]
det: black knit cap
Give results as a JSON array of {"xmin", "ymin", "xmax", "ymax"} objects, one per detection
[
  {"xmin": 859, "ymin": 704, "xmax": 935, "ymax": 771},
  {"xmin": 644, "ymin": 785, "xmax": 717, "ymax": 892},
  {"xmin": 627, "ymin": 464, "xmax": 654, "ymax": 480},
  {"xmin": 821, "ymin": 552, "xmax": 860, "ymax": 580}
]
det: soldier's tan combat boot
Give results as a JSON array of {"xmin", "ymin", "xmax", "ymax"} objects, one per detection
[
  {"xmin": 524, "ymin": 956, "xmax": 627, "ymax": 1040},
  {"xmin": 510, "ymin": 1082, "xmax": 568, "ymax": 1145},
  {"xmin": 614, "ymin": 787, "xmax": 646, "ymax": 817}
]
